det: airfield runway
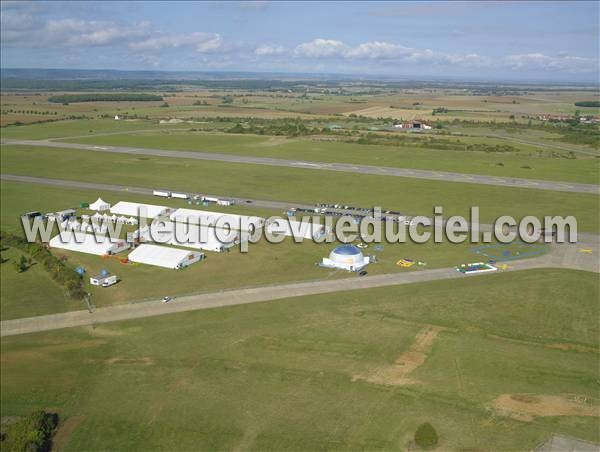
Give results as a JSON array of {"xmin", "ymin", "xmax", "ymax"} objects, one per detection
[{"xmin": 2, "ymin": 139, "xmax": 598, "ymax": 195}]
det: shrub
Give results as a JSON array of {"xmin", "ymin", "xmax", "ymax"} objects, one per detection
[
  {"xmin": 414, "ymin": 422, "xmax": 438, "ymax": 449},
  {"xmin": 0, "ymin": 410, "xmax": 58, "ymax": 452}
]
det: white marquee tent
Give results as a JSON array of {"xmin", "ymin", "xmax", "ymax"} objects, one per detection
[
  {"xmin": 89, "ymin": 197, "xmax": 111, "ymax": 211},
  {"xmin": 136, "ymin": 221, "xmax": 249, "ymax": 252},
  {"xmin": 170, "ymin": 208, "xmax": 264, "ymax": 231},
  {"xmin": 110, "ymin": 201, "xmax": 172, "ymax": 219},
  {"xmin": 49, "ymin": 231, "xmax": 130, "ymax": 256},
  {"xmin": 128, "ymin": 244, "xmax": 204, "ymax": 269}
]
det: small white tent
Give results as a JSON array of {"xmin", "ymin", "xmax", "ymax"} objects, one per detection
[{"xmin": 90, "ymin": 198, "xmax": 111, "ymax": 211}]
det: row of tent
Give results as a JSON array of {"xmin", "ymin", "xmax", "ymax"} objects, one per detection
[
  {"xmin": 57, "ymin": 215, "xmax": 138, "ymax": 231},
  {"xmin": 84, "ymin": 213, "xmax": 138, "ymax": 225},
  {"xmin": 89, "ymin": 198, "xmax": 111, "ymax": 211}
]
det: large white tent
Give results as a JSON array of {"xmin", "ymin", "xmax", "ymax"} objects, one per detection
[
  {"xmin": 266, "ymin": 219, "xmax": 330, "ymax": 240},
  {"xmin": 128, "ymin": 244, "xmax": 204, "ymax": 269},
  {"xmin": 49, "ymin": 231, "xmax": 130, "ymax": 256},
  {"xmin": 111, "ymin": 201, "xmax": 172, "ymax": 219},
  {"xmin": 136, "ymin": 221, "xmax": 249, "ymax": 252},
  {"xmin": 170, "ymin": 208, "xmax": 264, "ymax": 231},
  {"xmin": 89, "ymin": 197, "xmax": 111, "ymax": 211}
]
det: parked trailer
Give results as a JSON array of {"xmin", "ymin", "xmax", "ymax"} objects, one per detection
[
  {"xmin": 217, "ymin": 199, "xmax": 234, "ymax": 206},
  {"xmin": 172, "ymin": 192, "xmax": 189, "ymax": 200},
  {"xmin": 153, "ymin": 190, "xmax": 171, "ymax": 198},
  {"xmin": 90, "ymin": 274, "xmax": 118, "ymax": 287},
  {"xmin": 203, "ymin": 196, "xmax": 219, "ymax": 203}
]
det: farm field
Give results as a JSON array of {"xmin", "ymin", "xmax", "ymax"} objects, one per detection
[
  {"xmin": 1, "ymin": 181, "xmax": 543, "ymax": 319},
  {"xmin": 2, "ymin": 145, "xmax": 598, "ymax": 232},
  {"xmin": 3, "ymin": 89, "xmax": 599, "ymax": 127},
  {"xmin": 1, "ymin": 269, "xmax": 598, "ymax": 450}
]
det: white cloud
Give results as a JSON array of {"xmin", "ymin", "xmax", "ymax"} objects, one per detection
[
  {"xmin": 1, "ymin": 16, "xmax": 152, "ymax": 48},
  {"xmin": 254, "ymin": 44, "xmax": 287, "ymax": 56},
  {"xmin": 294, "ymin": 38, "xmax": 347, "ymax": 58},
  {"xmin": 345, "ymin": 41, "xmax": 413, "ymax": 59},
  {"xmin": 503, "ymin": 53, "xmax": 598, "ymax": 73},
  {"xmin": 196, "ymin": 35, "xmax": 223, "ymax": 53},
  {"xmin": 129, "ymin": 32, "xmax": 222, "ymax": 53},
  {"xmin": 291, "ymin": 39, "xmax": 492, "ymax": 68}
]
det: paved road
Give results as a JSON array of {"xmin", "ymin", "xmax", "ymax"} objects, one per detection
[
  {"xmin": 3, "ymin": 139, "xmax": 598, "ymax": 195},
  {"xmin": 1, "ymin": 235, "xmax": 597, "ymax": 337}
]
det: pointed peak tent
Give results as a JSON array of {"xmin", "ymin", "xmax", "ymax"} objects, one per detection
[{"xmin": 90, "ymin": 198, "xmax": 111, "ymax": 211}]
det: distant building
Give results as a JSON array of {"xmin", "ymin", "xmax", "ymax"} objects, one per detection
[
  {"xmin": 537, "ymin": 114, "xmax": 573, "ymax": 122},
  {"xmin": 394, "ymin": 120, "xmax": 432, "ymax": 130}
]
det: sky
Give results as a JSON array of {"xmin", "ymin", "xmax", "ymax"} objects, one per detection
[{"xmin": 1, "ymin": 1, "xmax": 599, "ymax": 82}]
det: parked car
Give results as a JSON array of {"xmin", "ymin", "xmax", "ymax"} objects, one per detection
[{"xmin": 161, "ymin": 296, "xmax": 172, "ymax": 303}]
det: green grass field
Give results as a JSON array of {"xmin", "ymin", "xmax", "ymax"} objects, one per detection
[
  {"xmin": 0, "ymin": 118, "xmax": 189, "ymax": 139},
  {"xmin": 1, "ymin": 269, "xmax": 597, "ymax": 450},
  {"xmin": 2, "ymin": 145, "xmax": 598, "ymax": 232},
  {"xmin": 0, "ymin": 247, "xmax": 82, "ymax": 320},
  {"xmin": 61, "ymin": 130, "xmax": 600, "ymax": 184}
]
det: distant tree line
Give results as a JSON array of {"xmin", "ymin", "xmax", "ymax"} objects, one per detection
[
  {"xmin": 574, "ymin": 101, "xmax": 600, "ymax": 108},
  {"xmin": 354, "ymin": 133, "xmax": 520, "ymax": 153},
  {"xmin": 1, "ymin": 231, "xmax": 85, "ymax": 299},
  {"xmin": 1, "ymin": 109, "xmax": 59, "ymax": 116},
  {"xmin": 47, "ymin": 93, "xmax": 163, "ymax": 104}
]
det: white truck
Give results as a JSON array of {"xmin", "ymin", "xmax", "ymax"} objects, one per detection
[
  {"xmin": 171, "ymin": 192, "xmax": 189, "ymax": 200},
  {"xmin": 153, "ymin": 190, "xmax": 171, "ymax": 198}
]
